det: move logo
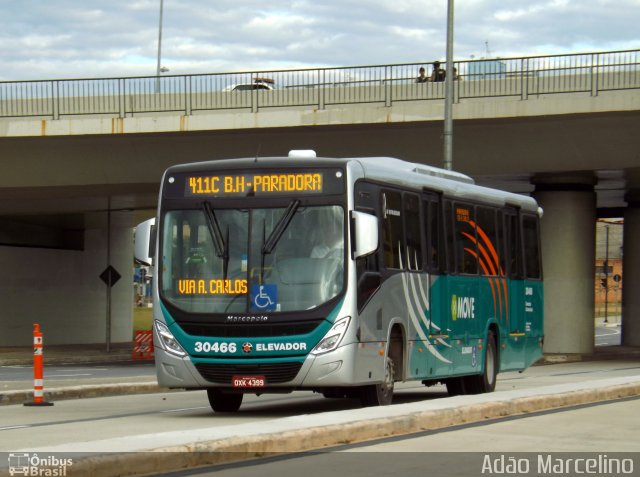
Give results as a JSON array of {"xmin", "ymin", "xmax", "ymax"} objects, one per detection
[{"xmin": 451, "ymin": 294, "xmax": 476, "ymax": 321}]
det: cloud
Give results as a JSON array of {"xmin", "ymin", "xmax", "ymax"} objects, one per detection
[{"xmin": 0, "ymin": 0, "xmax": 637, "ymax": 80}]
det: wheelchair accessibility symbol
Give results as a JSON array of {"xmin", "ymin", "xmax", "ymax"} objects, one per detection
[{"xmin": 251, "ymin": 284, "xmax": 277, "ymax": 311}]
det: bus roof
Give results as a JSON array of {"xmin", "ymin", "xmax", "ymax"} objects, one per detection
[
  {"xmin": 164, "ymin": 154, "xmax": 540, "ymax": 215},
  {"xmin": 351, "ymin": 156, "xmax": 540, "ymax": 214}
]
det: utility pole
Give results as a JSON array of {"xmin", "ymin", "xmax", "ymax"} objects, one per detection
[
  {"xmin": 155, "ymin": 0, "xmax": 165, "ymax": 93},
  {"xmin": 443, "ymin": 0, "xmax": 454, "ymax": 171},
  {"xmin": 604, "ymin": 225, "xmax": 610, "ymax": 324}
]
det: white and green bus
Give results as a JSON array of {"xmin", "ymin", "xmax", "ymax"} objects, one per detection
[{"xmin": 135, "ymin": 150, "xmax": 543, "ymax": 412}]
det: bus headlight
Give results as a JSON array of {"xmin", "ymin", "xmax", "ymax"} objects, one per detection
[
  {"xmin": 154, "ymin": 320, "xmax": 187, "ymax": 357},
  {"xmin": 311, "ymin": 316, "xmax": 351, "ymax": 355}
]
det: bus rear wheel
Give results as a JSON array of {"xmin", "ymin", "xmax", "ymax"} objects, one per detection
[
  {"xmin": 446, "ymin": 332, "xmax": 498, "ymax": 396},
  {"xmin": 207, "ymin": 389, "xmax": 243, "ymax": 413},
  {"xmin": 478, "ymin": 331, "xmax": 498, "ymax": 393},
  {"xmin": 465, "ymin": 332, "xmax": 498, "ymax": 394},
  {"xmin": 359, "ymin": 356, "xmax": 394, "ymax": 406}
]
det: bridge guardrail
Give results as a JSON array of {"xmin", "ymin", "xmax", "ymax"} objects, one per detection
[{"xmin": 0, "ymin": 49, "xmax": 638, "ymax": 119}]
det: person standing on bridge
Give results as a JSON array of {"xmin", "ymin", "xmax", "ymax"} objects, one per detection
[
  {"xmin": 430, "ymin": 61, "xmax": 446, "ymax": 82},
  {"xmin": 416, "ymin": 67, "xmax": 428, "ymax": 83}
]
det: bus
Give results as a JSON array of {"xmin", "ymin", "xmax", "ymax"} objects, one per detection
[{"xmin": 134, "ymin": 150, "xmax": 543, "ymax": 412}]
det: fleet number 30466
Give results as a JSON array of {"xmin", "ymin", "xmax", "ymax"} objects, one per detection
[{"xmin": 194, "ymin": 341, "xmax": 237, "ymax": 353}]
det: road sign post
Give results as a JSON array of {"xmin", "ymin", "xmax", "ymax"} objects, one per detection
[{"xmin": 100, "ymin": 265, "xmax": 121, "ymax": 353}]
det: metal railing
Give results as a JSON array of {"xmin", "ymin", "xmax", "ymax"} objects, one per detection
[{"xmin": 1, "ymin": 49, "xmax": 638, "ymax": 119}]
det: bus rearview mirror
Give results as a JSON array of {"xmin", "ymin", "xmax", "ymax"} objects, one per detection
[
  {"xmin": 352, "ymin": 211, "xmax": 378, "ymax": 259},
  {"xmin": 134, "ymin": 217, "xmax": 156, "ymax": 266}
]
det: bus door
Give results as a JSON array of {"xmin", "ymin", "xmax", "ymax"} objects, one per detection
[
  {"xmin": 504, "ymin": 207, "xmax": 526, "ymax": 368},
  {"xmin": 422, "ymin": 191, "xmax": 450, "ymax": 377},
  {"xmin": 447, "ymin": 201, "xmax": 482, "ymax": 375},
  {"xmin": 354, "ymin": 181, "xmax": 383, "ymax": 337}
]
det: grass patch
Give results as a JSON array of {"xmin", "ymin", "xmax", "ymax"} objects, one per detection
[{"xmin": 133, "ymin": 306, "xmax": 153, "ymax": 336}]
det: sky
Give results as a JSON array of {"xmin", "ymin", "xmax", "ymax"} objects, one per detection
[{"xmin": 0, "ymin": 0, "xmax": 638, "ymax": 81}]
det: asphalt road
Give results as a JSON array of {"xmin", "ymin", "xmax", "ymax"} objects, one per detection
[
  {"xmin": 0, "ymin": 362, "xmax": 156, "ymax": 392},
  {"xmin": 595, "ymin": 324, "xmax": 622, "ymax": 346},
  {"xmin": 1, "ymin": 359, "xmax": 639, "ymax": 452}
]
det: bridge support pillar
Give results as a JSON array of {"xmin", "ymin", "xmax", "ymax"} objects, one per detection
[
  {"xmin": 533, "ymin": 174, "xmax": 597, "ymax": 355},
  {"xmin": 0, "ymin": 209, "xmax": 135, "ymax": 347},
  {"xmin": 622, "ymin": 191, "xmax": 640, "ymax": 346}
]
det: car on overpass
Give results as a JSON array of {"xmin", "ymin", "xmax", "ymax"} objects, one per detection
[{"xmin": 223, "ymin": 77, "xmax": 275, "ymax": 92}]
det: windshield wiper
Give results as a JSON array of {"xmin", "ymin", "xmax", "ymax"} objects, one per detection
[
  {"xmin": 260, "ymin": 200, "xmax": 300, "ymax": 283},
  {"xmin": 262, "ymin": 200, "xmax": 300, "ymax": 255},
  {"xmin": 202, "ymin": 202, "xmax": 230, "ymax": 278}
]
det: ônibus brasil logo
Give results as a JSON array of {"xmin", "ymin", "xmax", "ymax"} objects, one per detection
[{"xmin": 8, "ymin": 453, "xmax": 73, "ymax": 476}]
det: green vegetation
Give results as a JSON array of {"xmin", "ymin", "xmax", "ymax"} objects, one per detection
[{"xmin": 133, "ymin": 306, "xmax": 153, "ymax": 337}]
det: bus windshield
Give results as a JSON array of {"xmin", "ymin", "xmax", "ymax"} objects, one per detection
[{"xmin": 160, "ymin": 204, "xmax": 344, "ymax": 314}]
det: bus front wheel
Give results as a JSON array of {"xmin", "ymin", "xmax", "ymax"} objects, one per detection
[
  {"xmin": 207, "ymin": 389, "xmax": 243, "ymax": 413},
  {"xmin": 359, "ymin": 356, "xmax": 394, "ymax": 406}
]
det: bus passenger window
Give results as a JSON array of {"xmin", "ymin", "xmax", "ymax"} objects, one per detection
[
  {"xmin": 382, "ymin": 191, "xmax": 403, "ymax": 269},
  {"xmin": 455, "ymin": 203, "xmax": 478, "ymax": 275},
  {"xmin": 444, "ymin": 201, "xmax": 456, "ymax": 273},
  {"xmin": 496, "ymin": 211, "xmax": 507, "ymax": 276},
  {"xmin": 522, "ymin": 215, "xmax": 542, "ymax": 279},
  {"xmin": 404, "ymin": 193, "xmax": 422, "ymax": 271},
  {"xmin": 505, "ymin": 212, "xmax": 523, "ymax": 278},
  {"xmin": 476, "ymin": 207, "xmax": 499, "ymax": 277},
  {"xmin": 424, "ymin": 198, "xmax": 440, "ymax": 272}
]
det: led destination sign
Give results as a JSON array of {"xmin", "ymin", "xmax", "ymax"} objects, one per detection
[
  {"xmin": 163, "ymin": 168, "xmax": 345, "ymax": 199},
  {"xmin": 186, "ymin": 172, "xmax": 324, "ymax": 197}
]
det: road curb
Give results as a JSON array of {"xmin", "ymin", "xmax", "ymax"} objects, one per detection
[
  {"xmin": 0, "ymin": 356, "xmax": 151, "ymax": 367},
  {"xmin": 0, "ymin": 383, "xmax": 165, "ymax": 406},
  {"xmin": 68, "ymin": 381, "xmax": 640, "ymax": 477}
]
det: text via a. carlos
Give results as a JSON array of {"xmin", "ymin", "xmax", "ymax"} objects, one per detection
[{"xmin": 178, "ymin": 279, "xmax": 247, "ymax": 295}]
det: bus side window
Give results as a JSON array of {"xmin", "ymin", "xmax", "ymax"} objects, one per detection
[
  {"xmin": 443, "ymin": 200, "xmax": 456, "ymax": 274},
  {"xmin": 505, "ymin": 210, "xmax": 523, "ymax": 279},
  {"xmin": 496, "ymin": 210, "xmax": 507, "ymax": 276},
  {"xmin": 454, "ymin": 202, "xmax": 478, "ymax": 275},
  {"xmin": 382, "ymin": 190, "xmax": 404, "ymax": 269},
  {"xmin": 476, "ymin": 206, "xmax": 499, "ymax": 277},
  {"xmin": 423, "ymin": 194, "xmax": 441, "ymax": 273},
  {"xmin": 403, "ymin": 193, "xmax": 422, "ymax": 271},
  {"xmin": 522, "ymin": 215, "xmax": 542, "ymax": 279}
]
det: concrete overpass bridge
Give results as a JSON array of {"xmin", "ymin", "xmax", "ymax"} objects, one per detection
[{"xmin": 0, "ymin": 49, "xmax": 639, "ymax": 355}]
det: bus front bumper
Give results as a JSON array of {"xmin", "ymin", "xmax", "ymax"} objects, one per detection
[{"xmin": 154, "ymin": 341, "xmax": 386, "ymax": 390}]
